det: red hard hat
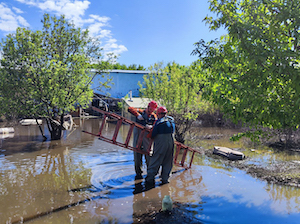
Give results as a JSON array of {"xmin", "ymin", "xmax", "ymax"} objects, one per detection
[
  {"xmin": 157, "ymin": 106, "xmax": 167, "ymax": 114},
  {"xmin": 148, "ymin": 100, "xmax": 158, "ymax": 109}
]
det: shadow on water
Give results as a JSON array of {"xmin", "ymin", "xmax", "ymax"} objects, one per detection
[
  {"xmin": 70, "ymin": 168, "xmax": 186, "ymax": 195},
  {"xmin": 11, "ymin": 168, "xmax": 188, "ymax": 224}
]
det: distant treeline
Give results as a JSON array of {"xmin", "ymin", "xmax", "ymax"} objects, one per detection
[{"xmin": 91, "ymin": 61, "xmax": 146, "ymax": 71}]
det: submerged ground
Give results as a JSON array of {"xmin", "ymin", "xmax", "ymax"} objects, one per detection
[
  {"xmin": 134, "ymin": 129, "xmax": 300, "ymax": 223},
  {"xmin": 133, "ymin": 150, "xmax": 300, "ymax": 224}
]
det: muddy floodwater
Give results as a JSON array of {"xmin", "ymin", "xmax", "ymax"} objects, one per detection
[{"xmin": 0, "ymin": 118, "xmax": 300, "ymax": 224}]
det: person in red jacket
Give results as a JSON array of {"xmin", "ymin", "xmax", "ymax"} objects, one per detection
[{"xmin": 128, "ymin": 100, "xmax": 158, "ymax": 180}]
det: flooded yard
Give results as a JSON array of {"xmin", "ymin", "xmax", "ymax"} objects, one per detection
[{"xmin": 0, "ymin": 118, "xmax": 300, "ymax": 223}]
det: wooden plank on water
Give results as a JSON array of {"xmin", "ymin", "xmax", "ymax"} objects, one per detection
[{"xmin": 213, "ymin": 146, "xmax": 245, "ymax": 160}]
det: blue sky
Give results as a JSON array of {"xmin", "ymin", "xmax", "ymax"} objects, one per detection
[{"xmin": 0, "ymin": 0, "xmax": 226, "ymax": 68}]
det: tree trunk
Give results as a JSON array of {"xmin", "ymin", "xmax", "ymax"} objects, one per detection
[
  {"xmin": 36, "ymin": 118, "xmax": 47, "ymax": 141},
  {"xmin": 50, "ymin": 123, "xmax": 62, "ymax": 140},
  {"xmin": 47, "ymin": 117, "xmax": 63, "ymax": 140},
  {"xmin": 50, "ymin": 126, "xmax": 62, "ymax": 140},
  {"xmin": 175, "ymin": 128, "xmax": 185, "ymax": 144}
]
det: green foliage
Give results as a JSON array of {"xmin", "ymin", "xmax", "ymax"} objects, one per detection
[
  {"xmin": 0, "ymin": 14, "xmax": 110, "ymax": 138},
  {"xmin": 230, "ymin": 130, "xmax": 263, "ymax": 143},
  {"xmin": 117, "ymin": 101, "xmax": 124, "ymax": 110},
  {"xmin": 92, "ymin": 61, "xmax": 146, "ymax": 71},
  {"xmin": 139, "ymin": 62, "xmax": 212, "ymax": 143},
  {"xmin": 193, "ymin": 0, "xmax": 300, "ymax": 140}
]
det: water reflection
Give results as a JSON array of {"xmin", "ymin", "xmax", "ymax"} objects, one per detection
[
  {"xmin": 0, "ymin": 119, "xmax": 299, "ymax": 223},
  {"xmin": 174, "ymin": 166, "xmax": 300, "ymax": 224},
  {"xmin": 0, "ymin": 148, "xmax": 92, "ymax": 223},
  {"xmin": 0, "ymin": 132, "xmax": 14, "ymax": 140}
]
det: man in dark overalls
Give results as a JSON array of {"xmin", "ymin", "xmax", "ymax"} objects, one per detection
[
  {"xmin": 145, "ymin": 106, "xmax": 175, "ymax": 185},
  {"xmin": 128, "ymin": 101, "xmax": 158, "ymax": 180}
]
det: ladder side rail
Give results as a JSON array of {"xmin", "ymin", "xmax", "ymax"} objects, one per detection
[
  {"xmin": 126, "ymin": 145, "xmax": 148, "ymax": 154},
  {"xmin": 92, "ymin": 106, "xmax": 148, "ymax": 131},
  {"xmin": 123, "ymin": 119, "xmax": 134, "ymax": 125},
  {"xmin": 122, "ymin": 117, "xmax": 147, "ymax": 130},
  {"xmin": 123, "ymin": 119, "xmax": 146, "ymax": 130}
]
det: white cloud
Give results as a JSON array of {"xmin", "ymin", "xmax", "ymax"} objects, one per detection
[
  {"xmin": 12, "ymin": 7, "xmax": 24, "ymax": 14},
  {"xmin": 16, "ymin": 16, "xmax": 30, "ymax": 27},
  {"xmin": 103, "ymin": 38, "xmax": 128, "ymax": 56},
  {"xmin": 0, "ymin": 3, "xmax": 29, "ymax": 32},
  {"xmin": 84, "ymin": 15, "xmax": 110, "ymax": 37},
  {"xmin": 15, "ymin": 0, "xmax": 90, "ymax": 24},
  {"xmin": 98, "ymin": 29, "xmax": 112, "ymax": 39},
  {"xmin": 12, "ymin": 0, "xmax": 128, "ymax": 57},
  {"xmin": 89, "ymin": 14, "xmax": 110, "ymax": 23}
]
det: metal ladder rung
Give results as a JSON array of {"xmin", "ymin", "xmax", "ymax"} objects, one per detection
[{"xmin": 125, "ymin": 123, "xmax": 135, "ymax": 147}]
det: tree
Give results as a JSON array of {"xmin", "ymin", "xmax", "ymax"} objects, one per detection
[
  {"xmin": 0, "ymin": 14, "xmax": 110, "ymax": 140},
  {"xmin": 92, "ymin": 62, "xmax": 146, "ymax": 70},
  {"xmin": 193, "ymin": 0, "xmax": 300, "ymax": 142},
  {"xmin": 139, "ymin": 62, "xmax": 211, "ymax": 143}
]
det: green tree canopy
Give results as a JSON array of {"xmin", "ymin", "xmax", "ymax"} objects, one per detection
[
  {"xmin": 193, "ymin": 0, "xmax": 300, "ymax": 141},
  {"xmin": 92, "ymin": 61, "xmax": 146, "ymax": 71},
  {"xmin": 139, "ymin": 62, "xmax": 212, "ymax": 143},
  {"xmin": 0, "ymin": 14, "xmax": 110, "ymax": 140}
]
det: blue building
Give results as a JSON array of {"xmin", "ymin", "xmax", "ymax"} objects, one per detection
[{"xmin": 91, "ymin": 69, "xmax": 150, "ymax": 99}]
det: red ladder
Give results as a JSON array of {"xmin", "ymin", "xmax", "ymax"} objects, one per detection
[{"xmin": 82, "ymin": 106, "xmax": 201, "ymax": 169}]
